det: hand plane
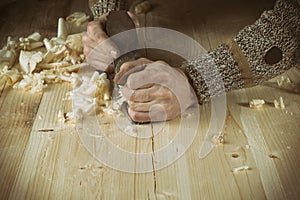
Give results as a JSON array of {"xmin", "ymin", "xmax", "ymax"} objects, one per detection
[{"xmin": 105, "ymin": 10, "xmax": 146, "ymax": 123}]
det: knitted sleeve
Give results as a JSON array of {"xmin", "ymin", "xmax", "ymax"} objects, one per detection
[
  {"xmin": 89, "ymin": 0, "xmax": 129, "ymax": 17},
  {"xmin": 183, "ymin": 0, "xmax": 300, "ymax": 103}
]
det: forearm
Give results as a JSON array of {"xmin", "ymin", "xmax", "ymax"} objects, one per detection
[{"xmin": 183, "ymin": 0, "xmax": 300, "ymax": 103}]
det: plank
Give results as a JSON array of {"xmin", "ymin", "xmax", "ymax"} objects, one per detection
[
  {"xmin": 227, "ymin": 68, "xmax": 300, "ymax": 199},
  {"xmin": 8, "ymin": 82, "xmax": 154, "ymax": 199},
  {"xmin": 0, "ymin": 86, "xmax": 43, "ymax": 199},
  {"xmin": 1, "ymin": 0, "xmax": 300, "ymax": 199},
  {"xmin": 141, "ymin": 0, "xmax": 275, "ymax": 199}
]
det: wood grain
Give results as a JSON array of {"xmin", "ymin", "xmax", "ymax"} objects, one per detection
[
  {"xmin": 0, "ymin": 86, "xmax": 43, "ymax": 199},
  {"xmin": 1, "ymin": 0, "xmax": 300, "ymax": 199}
]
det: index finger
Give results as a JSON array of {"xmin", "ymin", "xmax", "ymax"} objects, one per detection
[
  {"xmin": 114, "ymin": 58, "xmax": 151, "ymax": 84},
  {"xmin": 126, "ymin": 69, "xmax": 154, "ymax": 90}
]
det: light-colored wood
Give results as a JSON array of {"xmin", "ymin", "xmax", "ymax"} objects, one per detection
[{"xmin": 1, "ymin": 0, "xmax": 300, "ymax": 199}]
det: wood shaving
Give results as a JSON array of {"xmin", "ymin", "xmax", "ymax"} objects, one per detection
[
  {"xmin": 215, "ymin": 135, "xmax": 224, "ymax": 144},
  {"xmin": 58, "ymin": 18, "xmax": 68, "ymax": 39},
  {"xmin": 273, "ymin": 97, "xmax": 285, "ymax": 109},
  {"xmin": 1, "ymin": 12, "xmax": 112, "ymax": 122},
  {"xmin": 58, "ymin": 12, "xmax": 89, "ymax": 39},
  {"xmin": 66, "ymin": 12, "xmax": 90, "ymax": 26},
  {"xmin": 63, "ymin": 71, "xmax": 111, "ymax": 122},
  {"xmin": 273, "ymin": 99, "xmax": 280, "ymax": 109},
  {"xmin": 249, "ymin": 99, "xmax": 265, "ymax": 109},
  {"xmin": 18, "ymin": 32, "xmax": 44, "ymax": 51},
  {"xmin": 58, "ymin": 110, "xmax": 67, "ymax": 123},
  {"xmin": 0, "ymin": 12, "xmax": 89, "ymax": 90},
  {"xmin": 232, "ymin": 165, "xmax": 250, "ymax": 173},
  {"xmin": 277, "ymin": 75, "xmax": 292, "ymax": 87},
  {"xmin": 19, "ymin": 50, "xmax": 43, "ymax": 74},
  {"xmin": 27, "ymin": 32, "xmax": 42, "ymax": 41},
  {"xmin": 65, "ymin": 33, "xmax": 85, "ymax": 53},
  {"xmin": 0, "ymin": 66, "xmax": 20, "ymax": 86},
  {"xmin": 14, "ymin": 73, "xmax": 47, "ymax": 92},
  {"xmin": 0, "ymin": 49, "xmax": 16, "ymax": 69},
  {"xmin": 279, "ymin": 96, "xmax": 285, "ymax": 109}
]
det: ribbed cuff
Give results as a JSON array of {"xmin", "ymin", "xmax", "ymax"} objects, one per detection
[{"xmin": 182, "ymin": 45, "xmax": 244, "ymax": 103}]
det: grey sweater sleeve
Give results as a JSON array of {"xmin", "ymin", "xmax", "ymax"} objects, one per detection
[
  {"xmin": 183, "ymin": 0, "xmax": 300, "ymax": 103},
  {"xmin": 89, "ymin": 0, "xmax": 127, "ymax": 17}
]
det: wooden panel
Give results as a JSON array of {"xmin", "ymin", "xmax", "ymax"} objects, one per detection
[
  {"xmin": 0, "ymin": 86, "xmax": 42, "ymax": 199},
  {"xmin": 1, "ymin": 0, "xmax": 300, "ymax": 199},
  {"xmin": 227, "ymin": 68, "xmax": 300, "ymax": 199}
]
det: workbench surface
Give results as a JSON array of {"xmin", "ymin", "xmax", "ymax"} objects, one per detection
[{"xmin": 1, "ymin": 0, "xmax": 300, "ymax": 199}]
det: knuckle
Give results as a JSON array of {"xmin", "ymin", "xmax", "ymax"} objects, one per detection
[
  {"xmin": 146, "ymin": 92, "xmax": 152, "ymax": 101},
  {"xmin": 95, "ymin": 33, "xmax": 106, "ymax": 41},
  {"xmin": 120, "ymin": 62, "xmax": 131, "ymax": 71},
  {"xmin": 131, "ymin": 103, "xmax": 139, "ymax": 111},
  {"xmin": 156, "ymin": 60, "xmax": 168, "ymax": 66},
  {"xmin": 156, "ymin": 87, "xmax": 164, "ymax": 96},
  {"xmin": 81, "ymin": 34, "xmax": 88, "ymax": 42},
  {"xmin": 87, "ymin": 21, "xmax": 94, "ymax": 28},
  {"xmin": 129, "ymin": 110, "xmax": 138, "ymax": 121},
  {"xmin": 138, "ymin": 57, "xmax": 150, "ymax": 63},
  {"xmin": 165, "ymin": 89, "xmax": 174, "ymax": 98},
  {"xmin": 83, "ymin": 47, "xmax": 90, "ymax": 56}
]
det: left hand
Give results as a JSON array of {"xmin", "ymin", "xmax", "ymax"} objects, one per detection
[
  {"xmin": 115, "ymin": 58, "xmax": 197, "ymax": 123},
  {"xmin": 82, "ymin": 14, "xmax": 119, "ymax": 73}
]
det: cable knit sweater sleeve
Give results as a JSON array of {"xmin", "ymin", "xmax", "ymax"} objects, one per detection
[
  {"xmin": 89, "ymin": 0, "xmax": 130, "ymax": 17},
  {"xmin": 183, "ymin": 0, "xmax": 300, "ymax": 103}
]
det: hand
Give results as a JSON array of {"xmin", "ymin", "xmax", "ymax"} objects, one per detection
[
  {"xmin": 82, "ymin": 12, "xmax": 140, "ymax": 73},
  {"xmin": 116, "ymin": 58, "xmax": 197, "ymax": 123},
  {"xmin": 82, "ymin": 14, "xmax": 118, "ymax": 72}
]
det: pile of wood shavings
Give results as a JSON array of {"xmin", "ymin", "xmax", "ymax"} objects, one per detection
[
  {"xmin": 0, "ymin": 12, "xmax": 114, "ymax": 122},
  {"xmin": 61, "ymin": 71, "xmax": 111, "ymax": 123},
  {"xmin": 0, "ymin": 12, "xmax": 90, "ymax": 92}
]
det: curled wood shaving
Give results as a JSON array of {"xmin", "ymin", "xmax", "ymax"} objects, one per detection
[
  {"xmin": 0, "ymin": 66, "xmax": 20, "ymax": 87},
  {"xmin": 1, "ymin": 12, "xmax": 113, "ymax": 120},
  {"xmin": 277, "ymin": 75, "xmax": 292, "ymax": 87},
  {"xmin": 58, "ymin": 12, "xmax": 89, "ymax": 39},
  {"xmin": 249, "ymin": 99, "xmax": 265, "ymax": 109},
  {"xmin": 0, "ymin": 12, "xmax": 90, "ymax": 91},
  {"xmin": 14, "ymin": 73, "xmax": 47, "ymax": 92},
  {"xmin": 19, "ymin": 50, "xmax": 43, "ymax": 74},
  {"xmin": 279, "ymin": 96, "xmax": 285, "ymax": 109},
  {"xmin": 274, "ymin": 96, "xmax": 285, "ymax": 109},
  {"xmin": 66, "ymin": 33, "xmax": 85, "ymax": 53},
  {"xmin": 274, "ymin": 100, "xmax": 280, "ymax": 109},
  {"xmin": 66, "ymin": 12, "xmax": 90, "ymax": 26},
  {"xmin": 63, "ymin": 71, "xmax": 111, "ymax": 122}
]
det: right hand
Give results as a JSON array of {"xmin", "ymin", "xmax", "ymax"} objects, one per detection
[{"xmin": 114, "ymin": 58, "xmax": 197, "ymax": 122}]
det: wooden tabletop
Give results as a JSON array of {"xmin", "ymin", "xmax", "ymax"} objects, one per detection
[{"xmin": 1, "ymin": 0, "xmax": 300, "ymax": 199}]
